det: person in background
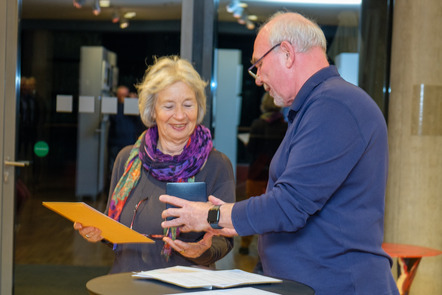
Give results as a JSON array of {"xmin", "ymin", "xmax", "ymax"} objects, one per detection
[
  {"xmin": 239, "ymin": 92, "xmax": 287, "ymax": 255},
  {"xmin": 160, "ymin": 12, "xmax": 399, "ymax": 295},
  {"xmin": 107, "ymin": 85, "xmax": 145, "ymax": 174},
  {"xmin": 74, "ymin": 56, "xmax": 235, "ymax": 273}
]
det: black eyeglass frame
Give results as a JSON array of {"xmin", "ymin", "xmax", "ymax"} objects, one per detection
[
  {"xmin": 129, "ymin": 197, "xmax": 165, "ymax": 240},
  {"xmin": 247, "ymin": 43, "xmax": 282, "ymax": 79}
]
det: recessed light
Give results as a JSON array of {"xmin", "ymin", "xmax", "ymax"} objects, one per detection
[
  {"xmin": 248, "ymin": 15, "xmax": 258, "ymax": 21},
  {"xmin": 124, "ymin": 12, "xmax": 136, "ymax": 19},
  {"xmin": 99, "ymin": 0, "xmax": 110, "ymax": 8}
]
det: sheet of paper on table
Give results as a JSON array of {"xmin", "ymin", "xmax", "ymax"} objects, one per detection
[
  {"xmin": 132, "ymin": 266, "xmax": 282, "ymax": 289},
  {"xmin": 168, "ymin": 286, "xmax": 280, "ymax": 295}
]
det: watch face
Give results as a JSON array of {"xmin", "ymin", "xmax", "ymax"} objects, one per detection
[
  {"xmin": 208, "ymin": 206, "xmax": 223, "ymax": 229},
  {"xmin": 208, "ymin": 208, "xmax": 219, "ymax": 223}
]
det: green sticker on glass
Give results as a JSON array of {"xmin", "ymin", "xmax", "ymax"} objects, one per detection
[{"xmin": 34, "ymin": 141, "xmax": 49, "ymax": 157}]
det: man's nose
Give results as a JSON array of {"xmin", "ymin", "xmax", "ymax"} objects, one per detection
[{"xmin": 255, "ymin": 75, "xmax": 263, "ymax": 86}]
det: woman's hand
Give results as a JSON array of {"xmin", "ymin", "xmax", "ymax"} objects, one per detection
[
  {"xmin": 73, "ymin": 222, "xmax": 103, "ymax": 243},
  {"xmin": 163, "ymin": 232, "xmax": 214, "ymax": 258}
]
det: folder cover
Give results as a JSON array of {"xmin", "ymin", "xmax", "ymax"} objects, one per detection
[
  {"xmin": 165, "ymin": 182, "xmax": 207, "ymax": 242},
  {"xmin": 165, "ymin": 182, "xmax": 207, "ymax": 207},
  {"xmin": 42, "ymin": 202, "xmax": 154, "ymax": 244}
]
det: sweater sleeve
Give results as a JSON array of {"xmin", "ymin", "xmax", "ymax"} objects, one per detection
[
  {"xmin": 232, "ymin": 97, "xmax": 367, "ymax": 236},
  {"xmin": 188, "ymin": 235, "xmax": 234, "ymax": 266}
]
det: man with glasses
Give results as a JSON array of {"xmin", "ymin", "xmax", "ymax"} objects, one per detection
[{"xmin": 161, "ymin": 11, "xmax": 399, "ymax": 295}]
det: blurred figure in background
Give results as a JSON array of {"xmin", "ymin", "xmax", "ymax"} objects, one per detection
[
  {"xmin": 239, "ymin": 92, "xmax": 287, "ymax": 255},
  {"xmin": 107, "ymin": 85, "xmax": 144, "ymax": 174}
]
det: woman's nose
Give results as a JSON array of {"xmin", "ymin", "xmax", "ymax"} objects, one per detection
[{"xmin": 174, "ymin": 106, "xmax": 185, "ymax": 119}]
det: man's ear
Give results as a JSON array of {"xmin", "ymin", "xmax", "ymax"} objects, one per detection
[{"xmin": 280, "ymin": 40, "xmax": 295, "ymax": 68}]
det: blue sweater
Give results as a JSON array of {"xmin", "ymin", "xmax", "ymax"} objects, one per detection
[{"xmin": 232, "ymin": 66, "xmax": 399, "ymax": 295}]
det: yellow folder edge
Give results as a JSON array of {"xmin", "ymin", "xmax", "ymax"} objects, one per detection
[{"xmin": 42, "ymin": 202, "xmax": 154, "ymax": 244}]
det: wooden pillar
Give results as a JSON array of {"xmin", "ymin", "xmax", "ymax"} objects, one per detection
[{"xmin": 385, "ymin": 0, "xmax": 442, "ymax": 293}]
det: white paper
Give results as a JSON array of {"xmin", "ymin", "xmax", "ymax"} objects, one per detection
[
  {"xmin": 169, "ymin": 287, "xmax": 280, "ymax": 295},
  {"xmin": 124, "ymin": 97, "xmax": 139, "ymax": 115},
  {"xmin": 56, "ymin": 95, "xmax": 73, "ymax": 113},
  {"xmin": 133, "ymin": 266, "xmax": 282, "ymax": 289},
  {"xmin": 79, "ymin": 96, "xmax": 95, "ymax": 113},
  {"xmin": 101, "ymin": 96, "xmax": 117, "ymax": 114}
]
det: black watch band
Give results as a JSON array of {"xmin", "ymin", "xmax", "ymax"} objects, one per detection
[{"xmin": 207, "ymin": 205, "xmax": 223, "ymax": 229}]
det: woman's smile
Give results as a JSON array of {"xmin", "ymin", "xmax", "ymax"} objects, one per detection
[{"xmin": 154, "ymin": 81, "xmax": 198, "ymax": 155}]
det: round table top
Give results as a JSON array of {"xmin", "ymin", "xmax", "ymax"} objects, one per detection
[
  {"xmin": 86, "ymin": 271, "xmax": 315, "ymax": 295},
  {"xmin": 382, "ymin": 243, "xmax": 442, "ymax": 258}
]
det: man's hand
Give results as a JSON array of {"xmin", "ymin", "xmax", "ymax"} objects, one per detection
[
  {"xmin": 160, "ymin": 195, "xmax": 213, "ymax": 232},
  {"xmin": 160, "ymin": 195, "xmax": 239, "ymax": 237}
]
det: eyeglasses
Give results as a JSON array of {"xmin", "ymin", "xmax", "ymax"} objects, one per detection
[
  {"xmin": 248, "ymin": 43, "xmax": 281, "ymax": 79},
  {"xmin": 130, "ymin": 197, "xmax": 165, "ymax": 240}
]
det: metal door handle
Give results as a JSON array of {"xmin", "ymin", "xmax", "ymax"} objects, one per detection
[{"xmin": 4, "ymin": 160, "xmax": 30, "ymax": 167}]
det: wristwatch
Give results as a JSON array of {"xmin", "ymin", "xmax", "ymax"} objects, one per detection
[{"xmin": 207, "ymin": 205, "xmax": 223, "ymax": 229}]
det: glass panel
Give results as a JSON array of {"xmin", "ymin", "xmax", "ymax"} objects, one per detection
[{"xmin": 14, "ymin": 1, "xmax": 393, "ymax": 294}]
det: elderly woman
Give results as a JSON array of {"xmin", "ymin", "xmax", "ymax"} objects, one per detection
[{"xmin": 74, "ymin": 56, "xmax": 235, "ymax": 273}]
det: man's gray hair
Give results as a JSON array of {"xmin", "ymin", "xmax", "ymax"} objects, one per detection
[{"xmin": 260, "ymin": 11, "xmax": 327, "ymax": 53}]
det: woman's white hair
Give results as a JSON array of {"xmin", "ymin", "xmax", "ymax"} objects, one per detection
[
  {"xmin": 136, "ymin": 55, "xmax": 207, "ymax": 127},
  {"xmin": 261, "ymin": 11, "xmax": 327, "ymax": 53}
]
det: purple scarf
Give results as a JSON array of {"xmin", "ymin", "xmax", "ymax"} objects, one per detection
[
  {"xmin": 139, "ymin": 125, "xmax": 213, "ymax": 182},
  {"xmin": 108, "ymin": 124, "xmax": 212, "ymax": 222}
]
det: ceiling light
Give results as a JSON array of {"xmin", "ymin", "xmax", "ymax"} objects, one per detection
[
  {"xmin": 120, "ymin": 18, "xmax": 129, "ymax": 29},
  {"xmin": 123, "ymin": 11, "xmax": 136, "ymax": 19},
  {"xmin": 248, "ymin": 14, "xmax": 258, "ymax": 21},
  {"xmin": 226, "ymin": 0, "xmax": 239, "ymax": 13},
  {"xmin": 93, "ymin": 0, "xmax": 101, "ymax": 15},
  {"xmin": 249, "ymin": 0, "xmax": 361, "ymax": 4},
  {"xmin": 246, "ymin": 20, "xmax": 255, "ymax": 30},
  {"xmin": 99, "ymin": 0, "xmax": 110, "ymax": 7},
  {"xmin": 237, "ymin": 13, "xmax": 247, "ymax": 25},
  {"xmin": 112, "ymin": 9, "xmax": 120, "ymax": 23},
  {"xmin": 233, "ymin": 6, "xmax": 243, "ymax": 19},
  {"xmin": 73, "ymin": 0, "xmax": 85, "ymax": 9}
]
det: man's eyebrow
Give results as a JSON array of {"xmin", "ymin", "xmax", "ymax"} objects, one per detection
[{"xmin": 250, "ymin": 56, "xmax": 258, "ymax": 64}]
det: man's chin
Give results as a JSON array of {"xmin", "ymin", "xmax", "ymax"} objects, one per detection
[{"xmin": 273, "ymin": 96, "xmax": 285, "ymax": 107}]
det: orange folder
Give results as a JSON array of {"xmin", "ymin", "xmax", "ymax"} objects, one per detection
[{"xmin": 42, "ymin": 202, "xmax": 154, "ymax": 244}]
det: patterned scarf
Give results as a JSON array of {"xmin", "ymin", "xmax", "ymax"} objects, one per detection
[{"xmin": 107, "ymin": 125, "xmax": 212, "ymax": 260}]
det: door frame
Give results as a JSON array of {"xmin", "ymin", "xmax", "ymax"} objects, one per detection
[{"xmin": 0, "ymin": 0, "xmax": 20, "ymax": 294}]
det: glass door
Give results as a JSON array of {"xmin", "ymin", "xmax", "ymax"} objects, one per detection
[
  {"xmin": 1, "ymin": 0, "xmax": 19, "ymax": 293},
  {"xmin": 10, "ymin": 1, "xmax": 115, "ymax": 294}
]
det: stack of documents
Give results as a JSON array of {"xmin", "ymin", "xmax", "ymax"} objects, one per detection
[{"xmin": 132, "ymin": 266, "xmax": 282, "ymax": 289}]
